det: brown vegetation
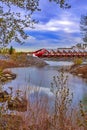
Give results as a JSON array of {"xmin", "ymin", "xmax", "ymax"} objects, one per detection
[
  {"xmin": 8, "ymin": 97, "xmax": 27, "ymax": 112},
  {"xmin": 0, "ymin": 54, "xmax": 47, "ymax": 69},
  {"xmin": 0, "ymin": 115, "xmax": 23, "ymax": 130}
]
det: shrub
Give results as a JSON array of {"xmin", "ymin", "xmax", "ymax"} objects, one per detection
[
  {"xmin": 50, "ymin": 70, "xmax": 87, "ymax": 130},
  {"xmin": 73, "ymin": 58, "xmax": 83, "ymax": 65}
]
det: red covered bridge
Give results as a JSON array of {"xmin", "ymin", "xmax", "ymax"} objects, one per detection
[{"xmin": 32, "ymin": 48, "xmax": 87, "ymax": 57}]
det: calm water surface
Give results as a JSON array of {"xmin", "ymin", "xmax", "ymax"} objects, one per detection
[{"xmin": 3, "ymin": 61, "xmax": 87, "ymax": 106}]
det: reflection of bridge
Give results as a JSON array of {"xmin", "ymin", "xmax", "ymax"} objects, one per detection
[{"xmin": 32, "ymin": 48, "xmax": 87, "ymax": 57}]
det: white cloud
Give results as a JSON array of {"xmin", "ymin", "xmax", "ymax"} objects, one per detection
[
  {"xmin": 11, "ymin": 32, "xmax": 82, "ymax": 51},
  {"xmin": 26, "ymin": 18, "xmax": 80, "ymax": 33}
]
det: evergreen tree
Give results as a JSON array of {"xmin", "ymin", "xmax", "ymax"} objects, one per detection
[{"xmin": 9, "ymin": 46, "xmax": 14, "ymax": 54}]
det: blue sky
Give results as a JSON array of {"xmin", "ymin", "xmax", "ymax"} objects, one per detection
[{"xmin": 7, "ymin": 0, "xmax": 87, "ymax": 51}]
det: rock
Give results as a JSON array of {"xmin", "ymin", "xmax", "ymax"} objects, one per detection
[
  {"xmin": 27, "ymin": 56, "xmax": 48, "ymax": 67},
  {"xmin": 78, "ymin": 74, "xmax": 83, "ymax": 76},
  {"xmin": 4, "ymin": 73, "xmax": 11, "ymax": 77},
  {"xmin": 7, "ymin": 76, "xmax": 13, "ymax": 80},
  {"xmin": 0, "ymin": 70, "xmax": 16, "ymax": 82}
]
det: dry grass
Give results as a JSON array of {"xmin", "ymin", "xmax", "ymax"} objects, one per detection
[
  {"xmin": 0, "ymin": 114, "xmax": 23, "ymax": 130},
  {"xmin": 0, "ymin": 71, "xmax": 87, "ymax": 130},
  {"xmin": 17, "ymin": 72, "xmax": 87, "ymax": 130},
  {"xmin": 0, "ymin": 60, "xmax": 18, "ymax": 69}
]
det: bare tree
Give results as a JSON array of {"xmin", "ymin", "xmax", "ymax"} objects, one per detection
[{"xmin": 80, "ymin": 14, "xmax": 87, "ymax": 43}]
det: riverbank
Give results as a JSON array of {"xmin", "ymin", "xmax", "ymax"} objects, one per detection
[
  {"xmin": 43, "ymin": 57, "xmax": 87, "ymax": 79},
  {"xmin": 0, "ymin": 69, "xmax": 16, "ymax": 82},
  {"xmin": 0, "ymin": 54, "xmax": 48, "ymax": 69},
  {"xmin": 0, "ymin": 54, "xmax": 48, "ymax": 83},
  {"xmin": 0, "ymin": 54, "xmax": 87, "ymax": 79},
  {"xmin": 70, "ymin": 64, "xmax": 87, "ymax": 79}
]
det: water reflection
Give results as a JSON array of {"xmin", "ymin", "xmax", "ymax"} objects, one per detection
[
  {"xmin": 3, "ymin": 61, "xmax": 87, "ymax": 106},
  {"xmin": 45, "ymin": 60, "xmax": 73, "ymax": 66}
]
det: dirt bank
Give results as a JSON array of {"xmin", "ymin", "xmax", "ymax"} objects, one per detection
[
  {"xmin": 0, "ymin": 54, "xmax": 48, "ymax": 69},
  {"xmin": 70, "ymin": 64, "xmax": 87, "ymax": 79}
]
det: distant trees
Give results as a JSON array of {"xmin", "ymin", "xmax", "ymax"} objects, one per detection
[
  {"xmin": 0, "ymin": 48, "xmax": 9, "ymax": 54},
  {"xmin": 0, "ymin": 0, "xmax": 71, "ymax": 47},
  {"xmin": 0, "ymin": 46, "xmax": 15, "ymax": 54},
  {"xmin": 80, "ymin": 14, "xmax": 87, "ymax": 43}
]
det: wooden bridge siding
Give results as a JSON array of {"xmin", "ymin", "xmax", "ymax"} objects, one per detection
[{"xmin": 40, "ymin": 53, "xmax": 87, "ymax": 58}]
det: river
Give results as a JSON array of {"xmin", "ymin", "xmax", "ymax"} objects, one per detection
[{"xmin": 3, "ymin": 61, "xmax": 87, "ymax": 106}]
